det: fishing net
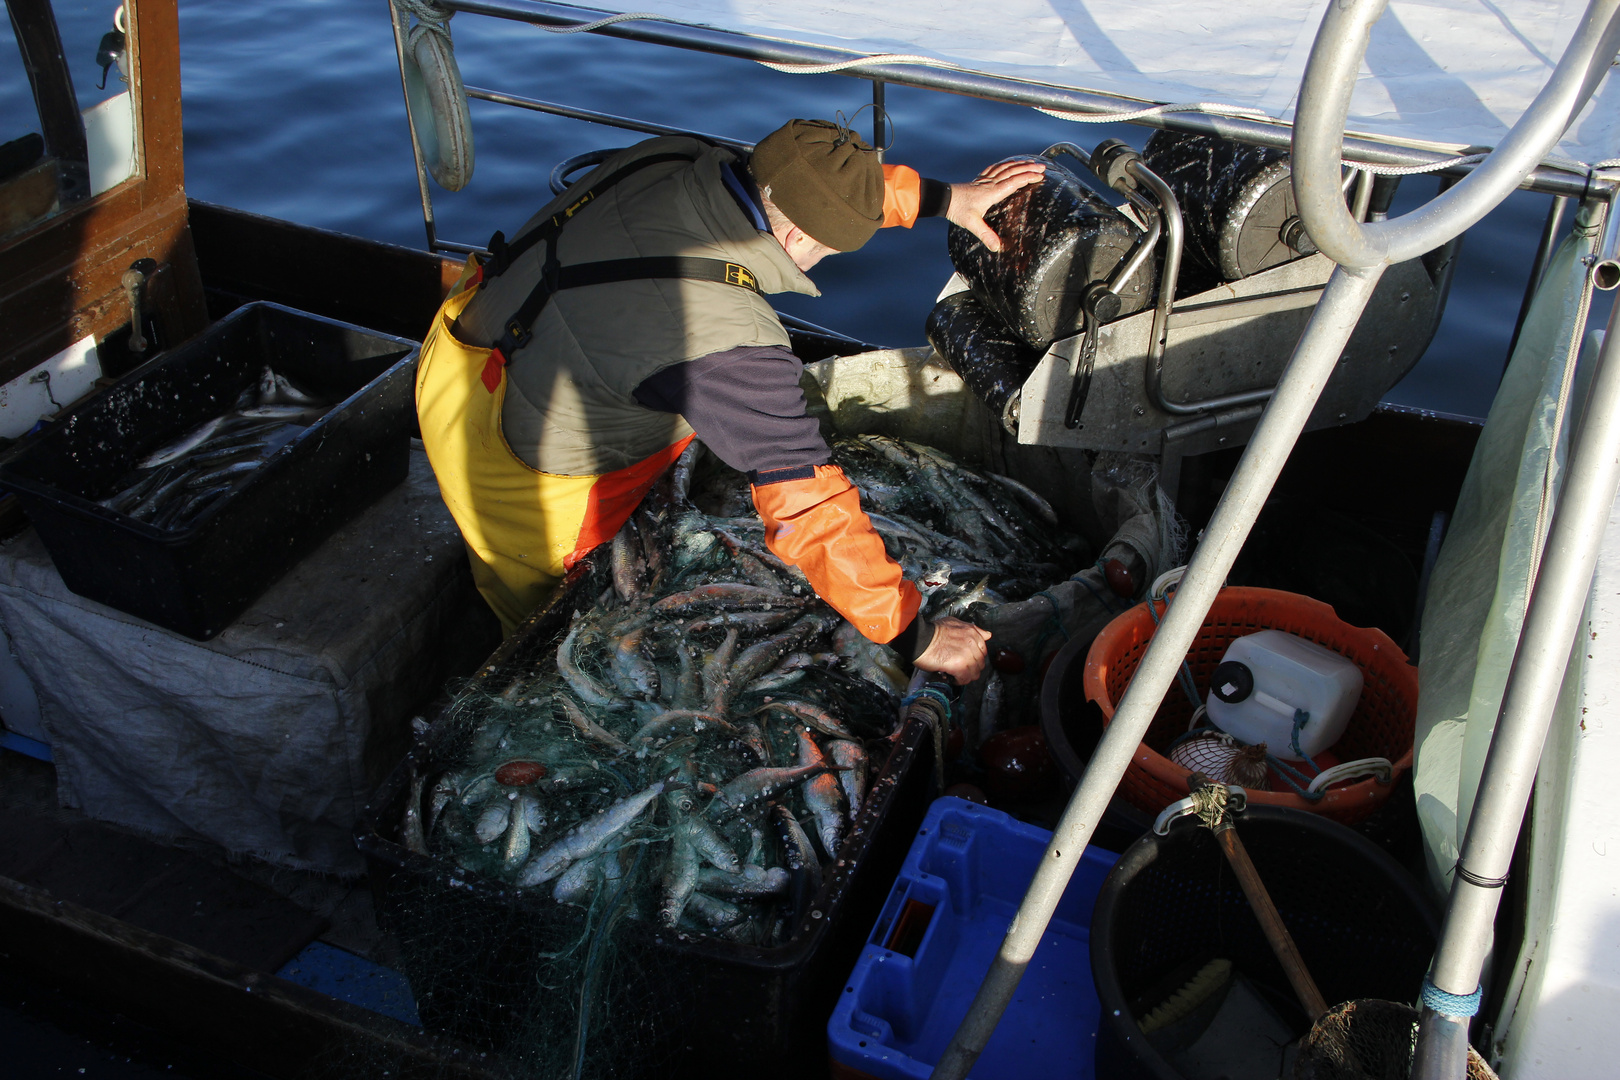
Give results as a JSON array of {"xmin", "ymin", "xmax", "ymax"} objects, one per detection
[
  {"xmin": 1294, "ymin": 1000, "xmax": 1499, "ymax": 1080},
  {"xmin": 364, "ymin": 436, "xmax": 1085, "ymax": 1078}
]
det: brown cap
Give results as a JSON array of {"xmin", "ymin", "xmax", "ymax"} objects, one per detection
[{"xmin": 750, "ymin": 119, "xmax": 884, "ymax": 252}]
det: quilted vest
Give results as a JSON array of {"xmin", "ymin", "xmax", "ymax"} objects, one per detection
[{"xmin": 455, "ymin": 136, "xmax": 819, "ymax": 476}]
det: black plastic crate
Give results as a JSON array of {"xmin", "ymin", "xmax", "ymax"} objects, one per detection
[
  {"xmin": 356, "ymin": 553, "xmax": 938, "ymax": 1079},
  {"xmin": 0, "ymin": 302, "xmax": 417, "ymax": 639}
]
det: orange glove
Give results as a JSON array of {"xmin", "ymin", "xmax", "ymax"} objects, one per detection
[
  {"xmin": 882, "ymin": 164, "xmax": 923, "ymax": 229},
  {"xmin": 751, "ymin": 464, "xmax": 921, "ymax": 644}
]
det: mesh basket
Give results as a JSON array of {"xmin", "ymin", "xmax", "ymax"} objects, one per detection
[
  {"xmin": 1083, "ymin": 587, "xmax": 1418, "ymax": 824},
  {"xmin": 1090, "ymin": 805, "xmax": 1440, "ymax": 1080}
]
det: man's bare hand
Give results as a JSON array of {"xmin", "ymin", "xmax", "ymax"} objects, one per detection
[
  {"xmin": 946, "ymin": 159, "xmax": 1047, "ymax": 253},
  {"xmin": 913, "ymin": 616, "xmax": 993, "ymax": 684}
]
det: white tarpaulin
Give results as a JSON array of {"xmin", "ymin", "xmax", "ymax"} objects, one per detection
[
  {"xmin": 582, "ymin": 0, "xmax": 1620, "ymax": 164},
  {"xmin": 0, "ymin": 450, "xmax": 498, "ymax": 875}
]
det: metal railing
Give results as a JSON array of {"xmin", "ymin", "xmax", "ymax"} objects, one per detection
[
  {"xmin": 391, "ymin": 0, "xmax": 1618, "ymax": 257},
  {"xmin": 928, "ymin": 3, "xmax": 1620, "ymax": 1079}
]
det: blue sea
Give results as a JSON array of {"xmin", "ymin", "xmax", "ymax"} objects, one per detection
[{"xmin": 9, "ymin": 1, "xmax": 1611, "ymax": 419}]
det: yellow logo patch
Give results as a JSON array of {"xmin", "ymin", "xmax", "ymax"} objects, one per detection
[{"xmin": 725, "ymin": 263, "xmax": 758, "ymax": 290}]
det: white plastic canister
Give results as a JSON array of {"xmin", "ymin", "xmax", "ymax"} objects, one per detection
[{"xmin": 1203, "ymin": 629, "xmax": 1364, "ymax": 761}]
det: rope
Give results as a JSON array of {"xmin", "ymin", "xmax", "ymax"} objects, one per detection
[
  {"xmin": 1037, "ymin": 101, "xmax": 1270, "ymax": 124},
  {"xmin": 1074, "ymin": 569, "xmax": 1118, "ymax": 615},
  {"xmin": 1187, "ymin": 780, "xmax": 1229, "ymax": 831},
  {"xmin": 901, "ymin": 684, "xmax": 954, "ymax": 715},
  {"xmin": 1147, "ymin": 592, "xmax": 1203, "ymax": 710},
  {"xmin": 534, "ymin": 11, "xmax": 679, "ymax": 35},
  {"xmin": 758, "ymin": 52, "xmax": 969, "ymax": 75},
  {"xmin": 1288, "ymin": 708, "xmax": 1323, "ymax": 773},
  {"xmin": 1420, "ymin": 977, "xmax": 1483, "ymax": 1018},
  {"xmin": 395, "ymin": 0, "xmax": 454, "ymax": 50}
]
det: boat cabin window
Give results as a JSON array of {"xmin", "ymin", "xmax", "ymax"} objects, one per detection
[{"xmin": 1, "ymin": 0, "xmax": 138, "ymax": 240}]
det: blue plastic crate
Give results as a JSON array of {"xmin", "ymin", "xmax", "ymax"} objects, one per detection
[{"xmin": 828, "ymin": 797, "xmax": 1118, "ymax": 1080}]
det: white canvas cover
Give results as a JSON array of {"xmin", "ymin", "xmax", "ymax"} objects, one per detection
[
  {"xmin": 587, "ymin": 0, "xmax": 1619, "ymax": 165},
  {"xmin": 0, "ymin": 451, "xmax": 498, "ymax": 875}
]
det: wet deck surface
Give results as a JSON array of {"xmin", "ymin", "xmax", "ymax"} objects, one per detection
[{"xmin": 0, "ymin": 748, "xmax": 401, "ymax": 1075}]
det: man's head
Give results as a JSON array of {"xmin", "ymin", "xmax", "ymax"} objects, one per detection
[{"xmin": 750, "ymin": 119, "xmax": 884, "ymax": 268}]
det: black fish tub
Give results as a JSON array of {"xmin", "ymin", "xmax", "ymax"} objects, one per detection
[{"xmin": 357, "ymin": 546, "xmax": 939, "ymax": 1080}]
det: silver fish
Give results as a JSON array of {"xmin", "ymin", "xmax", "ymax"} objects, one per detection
[
  {"xmin": 517, "ymin": 780, "xmax": 665, "ymax": 886},
  {"xmin": 673, "ymin": 641, "xmax": 702, "ymax": 710},
  {"xmin": 138, "ymin": 416, "xmax": 226, "ymax": 469},
  {"xmin": 631, "ymin": 709, "xmax": 736, "ymax": 744},
  {"xmin": 755, "ymin": 699, "xmax": 855, "ymax": 741},
  {"xmin": 557, "ymin": 620, "xmax": 622, "ymax": 709},
  {"xmin": 553, "ymin": 855, "xmax": 601, "ymax": 906},
  {"xmin": 681, "ymin": 815, "xmax": 740, "ymax": 874},
  {"xmin": 660, "ymin": 831, "xmax": 699, "ymax": 926},
  {"xmin": 771, "ymin": 802, "xmax": 823, "ymax": 894},
  {"xmin": 503, "ymin": 793, "xmax": 538, "ymax": 870},
  {"xmin": 557, "ymin": 696, "xmax": 630, "ymax": 755},
  {"xmin": 708, "ymin": 761, "xmax": 835, "ymax": 816},
  {"xmin": 475, "ymin": 801, "xmax": 511, "ymax": 845},
  {"xmin": 798, "ymin": 729, "xmax": 846, "ymax": 858},
  {"xmin": 697, "ymin": 865, "xmax": 791, "ymax": 898},
  {"xmin": 830, "ymin": 740, "xmax": 868, "ymax": 825},
  {"xmin": 611, "ymin": 519, "xmax": 643, "ymax": 602},
  {"xmin": 701, "ymin": 628, "xmax": 740, "ymax": 714},
  {"xmin": 685, "ymin": 893, "xmax": 741, "ymax": 928},
  {"xmin": 716, "ymin": 614, "xmax": 832, "ymax": 712},
  {"xmin": 683, "ymin": 609, "xmax": 801, "ymax": 636},
  {"xmin": 609, "ymin": 624, "xmax": 660, "ymax": 700}
]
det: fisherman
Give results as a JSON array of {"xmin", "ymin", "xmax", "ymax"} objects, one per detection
[{"xmin": 416, "ymin": 118, "xmax": 1043, "ymax": 684}]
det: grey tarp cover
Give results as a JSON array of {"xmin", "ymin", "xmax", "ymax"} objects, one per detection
[{"xmin": 0, "ymin": 449, "xmax": 497, "ymax": 875}]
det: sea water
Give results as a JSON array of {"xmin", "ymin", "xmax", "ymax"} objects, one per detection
[{"xmin": 5, "ymin": 1, "xmax": 1610, "ymax": 419}]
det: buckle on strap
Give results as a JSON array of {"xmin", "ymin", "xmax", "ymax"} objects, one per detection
[{"xmin": 502, "ymin": 318, "xmax": 534, "ymax": 351}]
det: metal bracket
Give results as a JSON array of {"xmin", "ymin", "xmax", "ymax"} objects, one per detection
[{"xmin": 1152, "ymin": 784, "xmax": 1248, "ymax": 835}]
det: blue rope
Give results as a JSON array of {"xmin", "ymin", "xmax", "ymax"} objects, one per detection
[
  {"xmin": 1147, "ymin": 594, "xmax": 1203, "ymax": 709},
  {"xmin": 1265, "ymin": 753, "xmax": 1325, "ymax": 802},
  {"xmin": 1078, "ymin": 562, "xmax": 1119, "ymax": 614},
  {"xmin": 901, "ymin": 684, "xmax": 955, "ymax": 719},
  {"xmin": 1421, "ymin": 977, "xmax": 1483, "ymax": 1018},
  {"xmin": 1289, "ymin": 709, "xmax": 1323, "ymax": 773},
  {"xmin": 1072, "ymin": 573, "xmax": 1117, "ymax": 616}
]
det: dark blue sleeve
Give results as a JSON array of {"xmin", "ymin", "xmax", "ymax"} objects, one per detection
[{"xmin": 632, "ymin": 345, "xmax": 831, "ymax": 480}]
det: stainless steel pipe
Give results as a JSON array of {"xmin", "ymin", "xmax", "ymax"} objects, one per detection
[
  {"xmin": 927, "ymin": 261, "xmax": 1386, "ymax": 1080},
  {"xmin": 930, "ymin": 3, "xmax": 1620, "ymax": 1077}
]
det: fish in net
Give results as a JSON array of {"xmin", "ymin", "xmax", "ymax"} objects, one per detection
[{"xmin": 384, "ymin": 437, "xmax": 1082, "ymax": 1077}]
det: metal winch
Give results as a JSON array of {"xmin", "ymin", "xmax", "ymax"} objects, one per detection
[{"xmin": 926, "ymin": 133, "xmax": 1455, "ymax": 461}]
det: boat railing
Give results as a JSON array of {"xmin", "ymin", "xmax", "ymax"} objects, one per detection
[
  {"xmin": 389, "ymin": 0, "xmax": 1615, "ymax": 259},
  {"xmin": 931, "ymin": 3, "xmax": 1620, "ymax": 1078}
]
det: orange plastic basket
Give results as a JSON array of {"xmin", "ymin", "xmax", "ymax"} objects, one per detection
[{"xmin": 1083, "ymin": 587, "xmax": 1417, "ymax": 825}]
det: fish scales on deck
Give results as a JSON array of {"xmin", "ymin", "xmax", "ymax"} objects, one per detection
[{"xmin": 408, "ymin": 435, "xmax": 1080, "ymax": 944}]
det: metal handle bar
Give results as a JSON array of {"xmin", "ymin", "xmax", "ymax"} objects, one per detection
[
  {"xmin": 1152, "ymin": 785, "xmax": 1247, "ymax": 835},
  {"xmin": 1294, "ymin": 0, "xmax": 1620, "ymax": 270}
]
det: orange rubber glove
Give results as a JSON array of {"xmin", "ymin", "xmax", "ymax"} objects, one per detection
[{"xmin": 751, "ymin": 464, "xmax": 921, "ymax": 644}]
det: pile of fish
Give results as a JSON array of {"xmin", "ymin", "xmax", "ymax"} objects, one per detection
[
  {"xmin": 408, "ymin": 436, "xmax": 1078, "ymax": 944},
  {"xmin": 97, "ymin": 366, "xmax": 336, "ymax": 530}
]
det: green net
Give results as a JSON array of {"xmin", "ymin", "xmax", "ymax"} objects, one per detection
[{"xmin": 369, "ymin": 437, "xmax": 1082, "ymax": 1078}]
